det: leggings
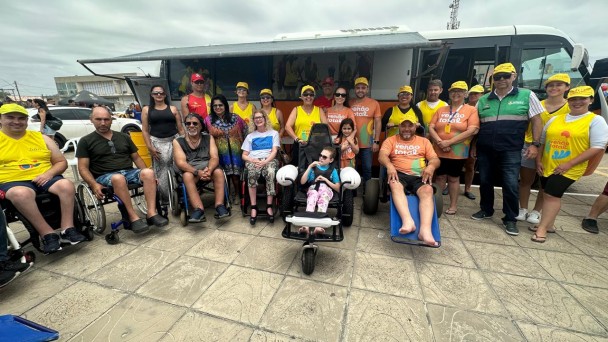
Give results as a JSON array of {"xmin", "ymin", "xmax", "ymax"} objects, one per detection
[{"xmin": 306, "ymin": 183, "xmax": 333, "ymax": 213}]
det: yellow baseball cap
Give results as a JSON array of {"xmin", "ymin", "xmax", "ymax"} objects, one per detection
[
  {"xmin": 259, "ymin": 89, "xmax": 273, "ymax": 96},
  {"xmin": 469, "ymin": 85, "xmax": 484, "ymax": 93},
  {"xmin": 354, "ymin": 77, "xmax": 369, "ymax": 86},
  {"xmin": 448, "ymin": 81, "xmax": 468, "ymax": 91},
  {"xmin": 236, "ymin": 82, "xmax": 249, "ymax": 90},
  {"xmin": 400, "ymin": 112, "xmax": 419, "ymax": 125},
  {"xmin": 494, "ymin": 63, "xmax": 516, "ymax": 74},
  {"xmin": 0, "ymin": 103, "xmax": 28, "ymax": 115},
  {"xmin": 544, "ymin": 73, "xmax": 571, "ymax": 86},
  {"xmin": 567, "ymin": 86, "xmax": 594, "ymax": 99},
  {"xmin": 398, "ymin": 85, "xmax": 413, "ymax": 94},
  {"xmin": 301, "ymin": 85, "xmax": 315, "ymax": 95}
]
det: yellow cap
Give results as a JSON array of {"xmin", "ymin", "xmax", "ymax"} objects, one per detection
[
  {"xmin": 354, "ymin": 77, "xmax": 369, "ymax": 86},
  {"xmin": 469, "ymin": 85, "xmax": 484, "ymax": 93},
  {"xmin": 398, "ymin": 85, "xmax": 413, "ymax": 94},
  {"xmin": 448, "ymin": 81, "xmax": 468, "ymax": 91},
  {"xmin": 400, "ymin": 112, "xmax": 419, "ymax": 125},
  {"xmin": 567, "ymin": 86, "xmax": 594, "ymax": 99},
  {"xmin": 236, "ymin": 82, "xmax": 249, "ymax": 90},
  {"xmin": 494, "ymin": 63, "xmax": 516, "ymax": 74},
  {"xmin": 544, "ymin": 73, "xmax": 571, "ymax": 86},
  {"xmin": 301, "ymin": 85, "xmax": 315, "ymax": 95},
  {"xmin": 259, "ymin": 88, "xmax": 273, "ymax": 96},
  {"xmin": 0, "ymin": 103, "xmax": 28, "ymax": 115}
]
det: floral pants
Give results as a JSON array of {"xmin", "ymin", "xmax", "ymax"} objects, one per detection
[
  {"xmin": 306, "ymin": 183, "xmax": 333, "ymax": 213},
  {"xmin": 245, "ymin": 159, "xmax": 278, "ymax": 196}
]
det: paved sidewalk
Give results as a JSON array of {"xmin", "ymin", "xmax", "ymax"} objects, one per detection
[{"xmin": 2, "ymin": 186, "xmax": 608, "ymax": 341}]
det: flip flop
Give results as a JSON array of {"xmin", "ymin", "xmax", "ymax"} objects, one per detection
[
  {"xmin": 528, "ymin": 225, "xmax": 556, "ymax": 233},
  {"xmin": 531, "ymin": 233, "xmax": 546, "ymax": 243},
  {"xmin": 445, "ymin": 208, "xmax": 457, "ymax": 215}
]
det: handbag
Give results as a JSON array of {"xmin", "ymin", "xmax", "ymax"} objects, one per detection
[{"xmin": 45, "ymin": 115, "xmax": 63, "ymax": 130}]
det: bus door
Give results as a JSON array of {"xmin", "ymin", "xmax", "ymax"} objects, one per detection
[
  {"xmin": 125, "ymin": 76, "xmax": 170, "ymax": 108},
  {"xmin": 413, "ymin": 44, "xmax": 450, "ymax": 102}
]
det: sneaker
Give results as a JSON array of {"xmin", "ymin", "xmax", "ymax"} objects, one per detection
[
  {"xmin": 214, "ymin": 204, "xmax": 230, "ymax": 219},
  {"xmin": 581, "ymin": 218, "xmax": 599, "ymax": 234},
  {"xmin": 60, "ymin": 227, "xmax": 87, "ymax": 245},
  {"xmin": 526, "ymin": 210, "xmax": 541, "ymax": 224},
  {"xmin": 130, "ymin": 219, "xmax": 150, "ymax": 234},
  {"xmin": 0, "ymin": 271, "xmax": 19, "ymax": 288},
  {"xmin": 515, "ymin": 208, "xmax": 528, "ymax": 221},
  {"xmin": 189, "ymin": 208, "xmax": 206, "ymax": 223},
  {"xmin": 504, "ymin": 221, "xmax": 519, "ymax": 236},
  {"xmin": 147, "ymin": 214, "xmax": 169, "ymax": 228},
  {"xmin": 463, "ymin": 191, "xmax": 476, "ymax": 200},
  {"xmin": 471, "ymin": 210, "xmax": 492, "ymax": 220},
  {"xmin": 0, "ymin": 259, "xmax": 32, "ymax": 274},
  {"xmin": 42, "ymin": 233, "xmax": 62, "ymax": 254}
]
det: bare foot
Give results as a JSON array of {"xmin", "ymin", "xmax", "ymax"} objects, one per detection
[
  {"xmin": 299, "ymin": 226, "xmax": 309, "ymax": 235},
  {"xmin": 313, "ymin": 227, "xmax": 325, "ymax": 235},
  {"xmin": 418, "ymin": 230, "xmax": 438, "ymax": 247},
  {"xmin": 398, "ymin": 218, "xmax": 416, "ymax": 235}
]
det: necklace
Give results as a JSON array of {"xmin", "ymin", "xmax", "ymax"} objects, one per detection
[{"xmin": 186, "ymin": 134, "xmax": 201, "ymax": 148}]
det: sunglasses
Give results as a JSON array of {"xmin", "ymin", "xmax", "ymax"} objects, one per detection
[
  {"xmin": 253, "ymin": 116, "xmax": 265, "ymax": 120},
  {"xmin": 302, "ymin": 93, "xmax": 315, "ymax": 97},
  {"xmin": 260, "ymin": 96, "xmax": 272, "ymax": 100},
  {"xmin": 212, "ymin": 104, "xmax": 224, "ymax": 108},
  {"xmin": 319, "ymin": 154, "xmax": 331, "ymax": 160},
  {"xmin": 193, "ymin": 80, "xmax": 205, "ymax": 85},
  {"xmin": 334, "ymin": 93, "xmax": 347, "ymax": 98},
  {"xmin": 108, "ymin": 141, "xmax": 116, "ymax": 154},
  {"xmin": 493, "ymin": 73, "xmax": 512, "ymax": 81},
  {"xmin": 185, "ymin": 122, "xmax": 199, "ymax": 126},
  {"xmin": 151, "ymin": 91, "xmax": 165, "ymax": 96}
]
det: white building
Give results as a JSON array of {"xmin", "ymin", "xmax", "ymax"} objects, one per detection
[{"xmin": 54, "ymin": 73, "xmax": 137, "ymax": 110}]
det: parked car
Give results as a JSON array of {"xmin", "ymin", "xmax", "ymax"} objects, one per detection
[{"xmin": 27, "ymin": 106, "xmax": 142, "ymax": 148}]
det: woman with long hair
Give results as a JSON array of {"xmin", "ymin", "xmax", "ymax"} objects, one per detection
[
  {"xmin": 141, "ymin": 84, "xmax": 184, "ymax": 203},
  {"xmin": 33, "ymin": 98, "xmax": 55, "ymax": 139},
  {"xmin": 326, "ymin": 87, "xmax": 355, "ymax": 138},
  {"xmin": 205, "ymin": 94, "xmax": 248, "ymax": 202}
]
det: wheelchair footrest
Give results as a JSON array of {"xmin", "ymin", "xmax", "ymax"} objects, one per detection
[{"xmin": 285, "ymin": 212, "xmax": 340, "ymax": 228}]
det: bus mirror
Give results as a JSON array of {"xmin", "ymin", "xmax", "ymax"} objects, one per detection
[{"xmin": 570, "ymin": 44, "xmax": 585, "ymax": 71}]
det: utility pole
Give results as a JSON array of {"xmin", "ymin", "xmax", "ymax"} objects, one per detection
[
  {"xmin": 447, "ymin": 0, "xmax": 460, "ymax": 30},
  {"xmin": 14, "ymin": 81, "xmax": 22, "ymax": 101}
]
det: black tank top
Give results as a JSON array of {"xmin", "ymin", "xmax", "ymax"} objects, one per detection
[
  {"xmin": 176, "ymin": 134, "xmax": 210, "ymax": 165},
  {"xmin": 149, "ymin": 106, "xmax": 178, "ymax": 138}
]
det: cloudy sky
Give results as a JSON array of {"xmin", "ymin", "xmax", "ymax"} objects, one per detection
[{"xmin": 1, "ymin": 0, "xmax": 605, "ymax": 96}]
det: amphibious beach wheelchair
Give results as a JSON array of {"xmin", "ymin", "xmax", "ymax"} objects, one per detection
[{"xmin": 277, "ymin": 124, "xmax": 360, "ymax": 274}]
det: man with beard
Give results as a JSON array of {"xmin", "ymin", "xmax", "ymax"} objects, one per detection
[{"xmin": 379, "ymin": 115, "xmax": 440, "ymax": 247}]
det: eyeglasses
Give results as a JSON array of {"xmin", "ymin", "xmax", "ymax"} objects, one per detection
[
  {"xmin": 212, "ymin": 104, "xmax": 224, "ymax": 108},
  {"xmin": 193, "ymin": 80, "xmax": 205, "ymax": 85},
  {"xmin": 492, "ymin": 73, "xmax": 512, "ymax": 81},
  {"xmin": 319, "ymin": 154, "xmax": 331, "ymax": 160},
  {"xmin": 185, "ymin": 122, "xmax": 199, "ymax": 126},
  {"xmin": 253, "ymin": 116, "xmax": 265, "ymax": 120},
  {"xmin": 398, "ymin": 92, "xmax": 412, "ymax": 97},
  {"xmin": 334, "ymin": 93, "xmax": 347, "ymax": 98},
  {"xmin": 151, "ymin": 91, "xmax": 165, "ymax": 96},
  {"xmin": 260, "ymin": 96, "xmax": 272, "ymax": 100},
  {"xmin": 302, "ymin": 93, "xmax": 315, "ymax": 97},
  {"xmin": 108, "ymin": 141, "xmax": 116, "ymax": 154}
]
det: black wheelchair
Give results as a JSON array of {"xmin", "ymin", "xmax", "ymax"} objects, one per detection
[
  {"xmin": 276, "ymin": 124, "xmax": 360, "ymax": 275},
  {"xmin": 1, "ymin": 190, "xmax": 94, "ymax": 259},
  {"xmin": 239, "ymin": 160, "xmax": 282, "ymax": 224}
]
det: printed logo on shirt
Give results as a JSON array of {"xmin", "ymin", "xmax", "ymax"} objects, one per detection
[
  {"xmin": 251, "ymin": 136, "xmax": 273, "ymax": 151},
  {"xmin": 394, "ymin": 143, "xmax": 420, "ymax": 156},
  {"xmin": 438, "ymin": 113, "xmax": 466, "ymax": 123},
  {"xmin": 352, "ymin": 105, "xmax": 370, "ymax": 117},
  {"xmin": 507, "ymin": 100, "xmax": 525, "ymax": 106}
]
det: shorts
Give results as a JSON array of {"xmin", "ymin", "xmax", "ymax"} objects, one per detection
[
  {"xmin": 95, "ymin": 169, "xmax": 142, "ymax": 188},
  {"xmin": 540, "ymin": 175, "xmax": 575, "ymax": 198},
  {"xmin": 0, "ymin": 175, "xmax": 64, "ymax": 194},
  {"xmin": 602, "ymin": 180, "xmax": 608, "ymax": 196},
  {"xmin": 42, "ymin": 125, "xmax": 56, "ymax": 135},
  {"xmin": 435, "ymin": 158, "xmax": 466, "ymax": 177},
  {"xmin": 396, "ymin": 172, "xmax": 428, "ymax": 195},
  {"xmin": 520, "ymin": 143, "xmax": 536, "ymax": 169}
]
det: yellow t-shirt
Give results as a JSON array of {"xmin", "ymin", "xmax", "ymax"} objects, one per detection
[
  {"xmin": 418, "ymin": 100, "xmax": 448, "ymax": 133},
  {"xmin": 542, "ymin": 113, "xmax": 594, "ymax": 180},
  {"xmin": 233, "ymin": 102, "xmax": 254, "ymax": 124},
  {"xmin": 267, "ymin": 107, "xmax": 281, "ymax": 132},
  {"xmin": 294, "ymin": 106, "xmax": 321, "ymax": 141},
  {"xmin": 525, "ymin": 100, "xmax": 570, "ymax": 143},
  {"xmin": 0, "ymin": 131, "xmax": 52, "ymax": 183},
  {"xmin": 387, "ymin": 106, "xmax": 419, "ymax": 137}
]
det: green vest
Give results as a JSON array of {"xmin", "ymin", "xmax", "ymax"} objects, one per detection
[{"xmin": 477, "ymin": 88, "xmax": 531, "ymax": 151}]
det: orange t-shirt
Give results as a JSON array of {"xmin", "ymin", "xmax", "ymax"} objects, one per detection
[
  {"xmin": 429, "ymin": 104, "xmax": 479, "ymax": 159},
  {"xmin": 380, "ymin": 135, "xmax": 437, "ymax": 177},
  {"xmin": 326, "ymin": 106, "xmax": 356, "ymax": 136},
  {"xmin": 350, "ymin": 97, "xmax": 381, "ymax": 148}
]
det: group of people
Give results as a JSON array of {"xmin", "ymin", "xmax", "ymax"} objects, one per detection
[{"xmin": 1, "ymin": 61, "xmax": 607, "ymax": 287}]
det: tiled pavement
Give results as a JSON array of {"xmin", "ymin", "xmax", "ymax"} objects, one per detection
[{"xmin": 2, "ymin": 185, "xmax": 608, "ymax": 341}]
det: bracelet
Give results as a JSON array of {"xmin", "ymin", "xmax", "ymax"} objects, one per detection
[{"xmin": 295, "ymin": 138, "xmax": 300, "ymax": 143}]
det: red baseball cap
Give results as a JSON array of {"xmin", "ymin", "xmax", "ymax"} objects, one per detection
[
  {"xmin": 321, "ymin": 77, "xmax": 335, "ymax": 86},
  {"xmin": 191, "ymin": 73, "xmax": 204, "ymax": 82}
]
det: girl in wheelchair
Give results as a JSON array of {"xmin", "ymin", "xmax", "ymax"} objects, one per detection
[{"xmin": 298, "ymin": 146, "xmax": 341, "ymax": 236}]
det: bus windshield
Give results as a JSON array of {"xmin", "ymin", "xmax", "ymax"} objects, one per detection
[{"xmin": 519, "ymin": 47, "xmax": 586, "ymax": 91}]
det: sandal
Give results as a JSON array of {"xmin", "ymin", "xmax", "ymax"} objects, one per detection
[
  {"xmin": 267, "ymin": 205, "xmax": 274, "ymax": 223},
  {"xmin": 445, "ymin": 208, "xmax": 457, "ymax": 215},
  {"xmin": 531, "ymin": 233, "xmax": 546, "ymax": 243},
  {"xmin": 528, "ymin": 225, "xmax": 556, "ymax": 233},
  {"xmin": 250, "ymin": 205, "xmax": 257, "ymax": 226}
]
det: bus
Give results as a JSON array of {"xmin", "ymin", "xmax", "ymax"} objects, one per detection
[{"xmin": 78, "ymin": 24, "xmax": 594, "ymax": 116}]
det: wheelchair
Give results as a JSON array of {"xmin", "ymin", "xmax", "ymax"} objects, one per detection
[
  {"xmin": 239, "ymin": 161, "xmax": 281, "ymax": 224},
  {"xmin": 1, "ymin": 190, "xmax": 94, "ymax": 258},
  {"xmin": 276, "ymin": 124, "xmax": 360, "ymax": 275},
  {"xmin": 167, "ymin": 168, "xmax": 231, "ymax": 227}
]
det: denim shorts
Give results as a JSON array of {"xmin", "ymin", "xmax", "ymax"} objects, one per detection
[
  {"xmin": 0, "ymin": 175, "xmax": 64, "ymax": 194},
  {"xmin": 95, "ymin": 169, "xmax": 142, "ymax": 187}
]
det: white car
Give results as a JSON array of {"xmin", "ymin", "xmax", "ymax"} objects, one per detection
[{"xmin": 27, "ymin": 106, "xmax": 142, "ymax": 148}]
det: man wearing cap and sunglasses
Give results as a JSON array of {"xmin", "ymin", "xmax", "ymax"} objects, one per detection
[
  {"xmin": 471, "ymin": 62, "xmax": 544, "ymax": 236},
  {"xmin": 181, "ymin": 73, "xmax": 211, "ymax": 120}
]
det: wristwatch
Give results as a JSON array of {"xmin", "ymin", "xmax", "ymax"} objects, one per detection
[
  {"xmin": 531, "ymin": 141, "xmax": 541, "ymax": 148},
  {"xmin": 373, "ymin": 140, "xmax": 380, "ymax": 144}
]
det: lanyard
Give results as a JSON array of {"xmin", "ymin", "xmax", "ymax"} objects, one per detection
[{"xmin": 447, "ymin": 105, "xmax": 463, "ymax": 124}]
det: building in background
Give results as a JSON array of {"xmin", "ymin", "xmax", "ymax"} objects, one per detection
[{"xmin": 54, "ymin": 73, "xmax": 137, "ymax": 111}]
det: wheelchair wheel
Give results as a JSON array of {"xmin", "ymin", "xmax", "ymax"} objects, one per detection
[
  {"xmin": 362, "ymin": 178, "xmax": 380, "ymax": 215},
  {"xmin": 301, "ymin": 248, "xmax": 316, "ymax": 275},
  {"xmin": 78, "ymin": 184, "xmax": 106, "ymax": 234},
  {"xmin": 433, "ymin": 183, "xmax": 443, "ymax": 218},
  {"xmin": 132, "ymin": 190, "xmax": 147, "ymax": 216},
  {"xmin": 341, "ymin": 189, "xmax": 354, "ymax": 227},
  {"xmin": 179, "ymin": 210, "xmax": 188, "ymax": 227},
  {"xmin": 25, "ymin": 251, "xmax": 36, "ymax": 263},
  {"xmin": 105, "ymin": 231, "xmax": 120, "ymax": 245},
  {"xmin": 168, "ymin": 170, "xmax": 180, "ymax": 217},
  {"xmin": 280, "ymin": 186, "xmax": 294, "ymax": 222}
]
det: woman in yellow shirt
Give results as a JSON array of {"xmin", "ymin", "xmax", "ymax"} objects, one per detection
[
  {"xmin": 259, "ymin": 89, "xmax": 284, "ymax": 138},
  {"xmin": 230, "ymin": 82, "xmax": 256, "ymax": 125}
]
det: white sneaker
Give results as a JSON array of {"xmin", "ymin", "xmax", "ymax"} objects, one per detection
[
  {"xmin": 515, "ymin": 208, "xmax": 528, "ymax": 221},
  {"xmin": 526, "ymin": 210, "xmax": 541, "ymax": 224}
]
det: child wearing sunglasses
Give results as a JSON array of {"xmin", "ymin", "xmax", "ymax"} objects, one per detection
[
  {"xmin": 299, "ymin": 146, "xmax": 341, "ymax": 236},
  {"xmin": 334, "ymin": 118, "xmax": 359, "ymax": 168}
]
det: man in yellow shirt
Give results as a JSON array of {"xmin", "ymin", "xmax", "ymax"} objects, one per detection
[
  {"xmin": 416, "ymin": 80, "xmax": 448, "ymax": 134},
  {"xmin": 0, "ymin": 104, "xmax": 85, "ymax": 254}
]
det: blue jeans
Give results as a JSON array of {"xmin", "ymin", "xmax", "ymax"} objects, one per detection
[
  {"xmin": 0, "ymin": 203, "xmax": 8, "ymax": 262},
  {"xmin": 477, "ymin": 148, "xmax": 521, "ymax": 222},
  {"xmin": 357, "ymin": 147, "xmax": 373, "ymax": 184}
]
